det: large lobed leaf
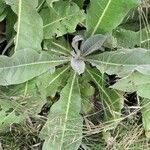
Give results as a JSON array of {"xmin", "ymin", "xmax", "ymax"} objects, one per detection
[
  {"xmin": 111, "ymin": 72, "xmax": 150, "ymax": 137},
  {"xmin": 111, "ymin": 71, "xmax": 150, "ymax": 99},
  {"xmin": 4, "ymin": 0, "xmax": 43, "ymax": 51},
  {"xmin": 40, "ymin": 72, "xmax": 83, "ymax": 150},
  {"xmin": 113, "ymin": 28, "xmax": 150, "ymax": 49},
  {"xmin": 86, "ymin": 0, "xmax": 140, "ymax": 36},
  {"xmin": 0, "ymin": 49, "xmax": 68, "ymax": 86},
  {"xmin": 86, "ymin": 48, "xmax": 150, "ymax": 77},
  {"xmin": 40, "ymin": 1, "xmax": 85, "ymax": 39}
]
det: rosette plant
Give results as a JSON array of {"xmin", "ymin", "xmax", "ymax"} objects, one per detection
[{"xmin": 0, "ymin": 0, "xmax": 150, "ymax": 149}]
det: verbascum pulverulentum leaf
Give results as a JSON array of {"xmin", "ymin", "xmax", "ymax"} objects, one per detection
[
  {"xmin": 0, "ymin": 0, "xmax": 6, "ymax": 16},
  {"xmin": 86, "ymin": 48, "xmax": 150, "ymax": 77},
  {"xmin": 44, "ymin": 37, "xmax": 71, "ymax": 55},
  {"xmin": 0, "ymin": 94, "xmax": 46, "ymax": 132},
  {"xmin": 4, "ymin": 0, "xmax": 43, "ymax": 52},
  {"xmin": 46, "ymin": 0, "xmax": 59, "ymax": 7},
  {"xmin": 111, "ymin": 72, "xmax": 150, "ymax": 137},
  {"xmin": 86, "ymin": 0, "xmax": 140, "ymax": 36},
  {"xmin": 87, "ymin": 68, "xmax": 123, "ymax": 129},
  {"xmin": 0, "ymin": 49, "xmax": 68, "ymax": 86},
  {"xmin": 0, "ymin": 99, "xmax": 25, "ymax": 131},
  {"xmin": 37, "ymin": 66, "xmax": 70, "ymax": 98},
  {"xmin": 111, "ymin": 71, "xmax": 150, "ymax": 99},
  {"xmin": 40, "ymin": 72, "xmax": 83, "ymax": 150},
  {"xmin": 47, "ymin": 0, "xmax": 84, "ymax": 8},
  {"xmin": 40, "ymin": 1, "xmax": 85, "ymax": 39},
  {"xmin": 113, "ymin": 28, "xmax": 150, "ymax": 49}
]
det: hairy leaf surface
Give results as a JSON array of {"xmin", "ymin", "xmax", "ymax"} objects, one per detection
[
  {"xmin": 112, "ymin": 72, "xmax": 150, "ymax": 99},
  {"xmin": 40, "ymin": 72, "xmax": 83, "ymax": 150},
  {"xmin": 44, "ymin": 38, "xmax": 71, "ymax": 55},
  {"xmin": 111, "ymin": 72, "xmax": 150, "ymax": 137},
  {"xmin": 41, "ymin": 1, "xmax": 85, "ymax": 39},
  {"xmin": 114, "ymin": 28, "xmax": 150, "ymax": 48},
  {"xmin": 87, "ymin": 48, "xmax": 150, "ymax": 77},
  {"xmin": 0, "ymin": 49, "xmax": 68, "ymax": 85},
  {"xmin": 0, "ymin": 99, "xmax": 25, "ymax": 131},
  {"xmin": 5, "ymin": 0, "xmax": 43, "ymax": 51},
  {"xmin": 37, "ymin": 66, "xmax": 70, "ymax": 98},
  {"xmin": 86, "ymin": 0, "xmax": 140, "ymax": 36}
]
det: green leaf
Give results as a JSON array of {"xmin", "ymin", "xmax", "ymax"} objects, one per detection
[
  {"xmin": 46, "ymin": 0, "xmax": 59, "ymax": 7},
  {"xmin": 113, "ymin": 28, "xmax": 140, "ymax": 48},
  {"xmin": 15, "ymin": 95, "xmax": 46, "ymax": 115},
  {"xmin": 44, "ymin": 37, "xmax": 71, "ymax": 55},
  {"xmin": 113, "ymin": 28, "xmax": 150, "ymax": 49},
  {"xmin": 40, "ymin": 72, "xmax": 83, "ymax": 150},
  {"xmin": 0, "ymin": 86, "xmax": 45, "ymax": 131},
  {"xmin": 0, "ymin": 78, "xmax": 38, "ymax": 97},
  {"xmin": 0, "ymin": 79, "xmax": 47, "ymax": 114},
  {"xmin": 111, "ymin": 71, "xmax": 150, "ymax": 99},
  {"xmin": 46, "ymin": 0, "xmax": 84, "ymax": 8},
  {"xmin": 0, "ymin": 99, "xmax": 25, "ymax": 131},
  {"xmin": 103, "ymin": 33, "xmax": 117, "ymax": 49},
  {"xmin": 0, "ymin": 0, "xmax": 6, "ymax": 16},
  {"xmin": 5, "ymin": 0, "xmax": 43, "ymax": 52},
  {"xmin": 86, "ymin": 68, "xmax": 123, "ymax": 129},
  {"xmin": 37, "ymin": 66, "xmax": 70, "ymax": 98},
  {"xmin": 86, "ymin": 48, "xmax": 150, "ymax": 77},
  {"xmin": 86, "ymin": 0, "xmax": 140, "ymax": 36},
  {"xmin": 40, "ymin": 1, "xmax": 85, "ymax": 39},
  {"xmin": 0, "ymin": 49, "xmax": 68, "ymax": 86},
  {"xmin": 111, "ymin": 72, "xmax": 150, "ymax": 136}
]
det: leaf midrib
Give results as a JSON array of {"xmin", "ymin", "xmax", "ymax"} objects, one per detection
[
  {"xmin": 51, "ymin": 41, "xmax": 70, "ymax": 52},
  {"xmin": 91, "ymin": 0, "xmax": 112, "ymax": 36},
  {"xmin": 86, "ymin": 58, "xmax": 150, "ymax": 67},
  {"xmin": 14, "ymin": 0, "xmax": 22, "ymax": 52},
  {"xmin": 0, "ymin": 60, "xmax": 68, "ymax": 70},
  {"xmin": 59, "ymin": 72, "xmax": 76, "ymax": 149},
  {"xmin": 43, "ymin": 13, "xmax": 78, "ymax": 28},
  {"xmin": 47, "ymin": 66, "xmax": 70, "ymax": 87}
]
